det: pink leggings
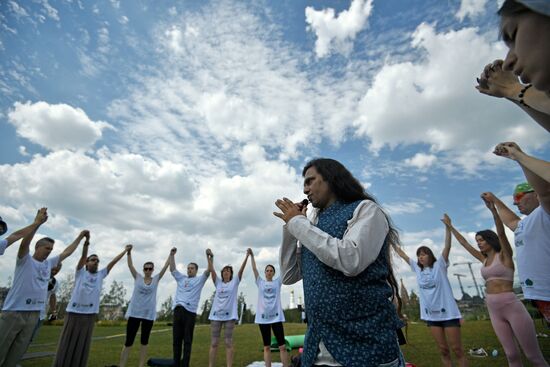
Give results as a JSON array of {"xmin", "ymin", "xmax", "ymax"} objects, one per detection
[{"xmin": 486, "ymin": 293, "xmax": 548, "ymax": 367}]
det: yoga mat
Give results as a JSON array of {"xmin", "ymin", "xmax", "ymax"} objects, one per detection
[{"xmin": 270, "ymin": 334, "xmax": 305, "ymax": 351}]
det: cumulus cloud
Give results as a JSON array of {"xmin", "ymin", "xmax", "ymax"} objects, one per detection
[
  {"xmin": 305, "ymin": 0, "xmax": 373, "ymax": 58},
  {"xmin": 404, "ymin": 152, "xmax": 437, "ymax": 170},
  {"xmin": 354, "ymin": 22, "xmax": 549, "ymax": 173},
  {"xmin": 7, "ymin": 101, "xmax": 113, "ymax": 151},
  {"xmin": 456, "ymin": 0, "xmax": 490, "ymax": 21},
  {"xmin": 384, "ymin": 200, "xmax": 433, "ymax": 215}
]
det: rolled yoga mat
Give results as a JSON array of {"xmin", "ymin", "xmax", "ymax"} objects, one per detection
[{"xmin": 270, "ymin": 334, "xmax": 305, "ymax": 351}]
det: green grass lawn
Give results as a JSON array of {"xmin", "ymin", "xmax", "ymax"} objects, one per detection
[{"xmin": 22, "ymin": 320, "xmax": 549, "ymax": 366}]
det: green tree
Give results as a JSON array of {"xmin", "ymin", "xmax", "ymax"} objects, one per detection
[
  {"xmin": 158, "ymin": 295, "xmax": 174, "ymax": 321},
  {"xmin": 56, "ymin": 272, "xmax": 75, "ymax": 319},
  {"xmin": 198, "ymin": 291, "xmax": 215, "ymax": 324}
]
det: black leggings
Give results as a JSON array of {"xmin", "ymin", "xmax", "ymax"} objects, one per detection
[
  {"xmin": 125, "ymin": 317, "xmax": 154, "ymax": 346},
  {"xmin": 259, "ymin": 322, "xmax": 285, "ymax": 347}
]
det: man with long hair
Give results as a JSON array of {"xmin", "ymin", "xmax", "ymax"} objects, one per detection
[{"xmin": 275, "ymin": 158, "xmax": 404, "ymax": 367}]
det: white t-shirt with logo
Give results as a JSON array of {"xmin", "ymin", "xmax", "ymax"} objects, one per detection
[
  {"xmin": 255, "ymin": 277, "xmax": 285, "ymax": 324},
  {"xmin": 126, "ymin": 274, "xmax": 160, "ymax": 321},
  {"xmin": 209, "ymin": 277, "xmax": 240, "ymax": 321},
  {"xmin": 66, "ymin": 267, "xmax": 109, "ymax": 314},
  {"xmin": 409, "ymin": 256, "xmax": 461, "ymax": 322},
  {"xmin": 515, "ymin": 206, "xmax": 550, "ymax": 301},
  {"xmin": 0, "ymin": 239, "xmax": 7, "ymax": 256},
  {"xmin": 172, "ymin": 270, "xmax": 208, "ymax": 314},
  {"xmin": 2, "ymin": 254, "xmax": 60, "ymax": 311}
]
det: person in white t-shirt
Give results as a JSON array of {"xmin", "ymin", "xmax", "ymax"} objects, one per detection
[
  {"xmin": 492, "ymin": 141, "xmax": 550, "ymax": 326},
  {"xmin": 171, "ymin": 248, "xmax": 211, "ymax": 367},
  {"xmin": 0, "ymin": 209, "xmax": 87, "ymax": 367},
  {"xmin": 392, "ymin": 216, "xmax": 467, "ymax": 367},
  {"xmin": 119, "ymin": 246, "xmax": 171, "ymax": 367},
  {"xmin": 206, "ymin": 248, "xmax": 250, "ymax": 367},
  {"xmin": 53, "ymin": 241, "xmax": 131, "ymax": 367},
  {"xmin": 248, "ymin": 248, "xmax": 288, "ymax": 367}
]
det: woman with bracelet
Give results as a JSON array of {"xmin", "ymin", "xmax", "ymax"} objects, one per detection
[
  {"xmin": 119, "ymin": 247, "xmax": 172, "ymax": 367},
  {"xmin": 476, "ymin": 1, "xmax": 550, "ymax": 132},
  {"xmin": 392, "ymin": 217, "xmax": 466, "ymax": 367},
  {"xmin": 443, "ymin": 196, "xmax": 548, "ymax": 367},
  {"xmin": 206, "ymin": 249, "xmax": 249, "ymax": 367},
  {"xmin": 248, "ymin": 248, "xmax": 289, "ymax": 367}
]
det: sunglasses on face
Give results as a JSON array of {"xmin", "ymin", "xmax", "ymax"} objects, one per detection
[
  {"xmin": 513, "ymin": 191, "xmax": 534, "ymax": 204},
  {"xmin": 144, "ymin": 267, "xmax": 154, "ymax": 271}
]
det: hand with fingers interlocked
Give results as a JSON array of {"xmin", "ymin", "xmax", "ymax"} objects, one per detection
[{"xmin": 273, "ymin": 197, "xmax": 307, "ymax": 223}]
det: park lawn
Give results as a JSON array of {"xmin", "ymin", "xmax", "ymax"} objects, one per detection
[{"xmin": 22, "ymin": 321, "xmax": 549, "ymax": 366}]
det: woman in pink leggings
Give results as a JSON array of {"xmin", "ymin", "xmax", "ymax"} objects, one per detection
[{"xmin": 443, "ymin": 194, "xmax": 548, "ymax": 367}]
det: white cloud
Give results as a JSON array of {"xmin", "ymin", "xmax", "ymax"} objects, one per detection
[
  {"xmin": 456, "ymin": 0, "xmax": 490, "ymax": 21},
  {"xmin": 18, "ymin": 145, "xmax": 28, "ymax": 156},
  {"xmin": 7, "ymin": 101, "xmax": 113, "ymax": 151},
  {"xmin": 119, "ymin": 15, "xmax": 129, "ymax": 25},
  {"xmin": 8, "ymin": 1, "xmax": 29, "ymax": 19},
  {"xmin": 354, "ymin": 23, "xmax": 549, "ymax": 173},
  {"xmin": 384, "ymin": 200, "xmax": 433, "ymax": 215},
  {"xmin": 305, "ymin": 0, "xmax": 373, "ymax": 58},
  {"xmin": 404, "ymin": 152, "xmax": 437, "ymax": 170},
  {"xmin": 38, "ymin": 0, "xmax": 60, "ymax": 22}
]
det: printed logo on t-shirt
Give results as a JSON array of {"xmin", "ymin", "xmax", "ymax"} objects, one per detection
[
  {"xmin": 261, "ymin": 312, "xmax": 279, "ymax": 319},
  {"xmin": 72, "ymin": 302, "xmax": 94, "ymax": 308}
]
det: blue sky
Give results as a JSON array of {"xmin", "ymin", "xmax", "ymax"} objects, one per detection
[{"xmin": 1, "ymin": 0, "xmax": 549, "ymax": 310}]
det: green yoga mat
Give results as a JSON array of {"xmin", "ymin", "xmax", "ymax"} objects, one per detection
[{"xmin": 270, "ymin": 334, "xmax": 305, "ymax": 351}]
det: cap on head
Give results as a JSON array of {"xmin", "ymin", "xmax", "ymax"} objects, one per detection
[
  {"xmin": 514, "ymin": 182, "xmax": 534, "ymax": 195},
  {"xmin": 0, "ymin": 216, "xmax": 7, "ymax": 236}
]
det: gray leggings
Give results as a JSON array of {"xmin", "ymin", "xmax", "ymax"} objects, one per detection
[{"xmin": 210, "ymin": 320, "xmax": 236, "ymax": 347}]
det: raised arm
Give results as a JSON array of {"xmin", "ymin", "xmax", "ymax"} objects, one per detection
[
  {"xmin": 158, "ymin": 248, "xmax": 174, "ymax": 280},
  {"xmin": 481, "ymin": 193, "xmax": 514, "ymax": 258},
  {"xmin": 126, "ymin": 245, "xmax": 137, "ymax": 279},
  {"xmin": 485, "ymin": 191, "xmax": 521, "ymax": 231},
  {"xmin": 441, "ymin": 214, "xmax": 452, "ymax": 262},
  {"xmin": 76, "ymin": 235, "xmax": 90, "ymax": 270},
  {"xmin": 494, "ymin": 142, "xmax": 550, "ymax": 213},
  {"xmin": 5, "ymin": 208, "xmax": 48, "ymax": 247},
  {"xmin": 390, "ymin": 243, "xmax": 410, "ymax": 264},
  {"xmin": 476, "ymin": 60, "xmax": 550, "ymax": 132},
  {"xmin": 237, "ymin": 250, "xmax": 250, "ymax": 281},
  {"xmin": 169, "ymin": 247, "xmax": 177, "ymax": 272},
  {"xmin": 441, "ymin": 214, "xmax": 485, "ymax": 263},
  {"xmin": 17, "ymin": 208, "xmax": 48, "ymax": 259},
  {"xmin": 59, "ymin": 230, "xmax": 88, "ymax": 262},
  {"xmin": 248, "ymin": 248, "xmax": 259, "ymax": 280},
  {"xmin": 106, "ymin": 244, "xmax": 132, "ymax": 274},
  {"xmin": 206, "ymin": 248, "xmax": 216, "ymax": 284}
]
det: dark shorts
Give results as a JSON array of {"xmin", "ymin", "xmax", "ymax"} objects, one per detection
[{"xmin": 426, "ymin": 318, "xmax": 461, "ymax": 328}]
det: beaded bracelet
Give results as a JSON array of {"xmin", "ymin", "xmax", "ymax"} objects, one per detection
[{"xmin": 518, "ymin": 84, "xmax": 532, "ymax": 107}]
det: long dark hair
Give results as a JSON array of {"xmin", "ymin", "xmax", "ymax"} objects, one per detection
[
  {"xmin": 475, "ymin": 230, "xmax": 502, "ymax": 254},
  {"xmin": 302, "ymin": 158, "xmax": 403, "ymax": 315}
]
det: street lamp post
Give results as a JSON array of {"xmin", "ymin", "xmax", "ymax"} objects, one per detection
[{"xmin": 453, "ymin": 262, "xmax": 482, "ymax": 298}]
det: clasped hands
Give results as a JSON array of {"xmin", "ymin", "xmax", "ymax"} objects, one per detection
[{"xmin": 273, "ymin": 197, "xmax": 307, "ymax": 223}]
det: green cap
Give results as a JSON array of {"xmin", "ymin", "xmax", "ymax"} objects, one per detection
[{"xmin": 514, "ymin": 182, "xmax": 534, "ymax": 195}]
